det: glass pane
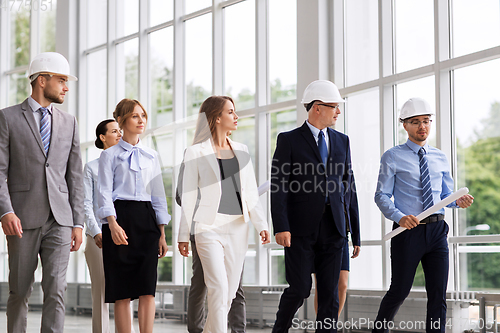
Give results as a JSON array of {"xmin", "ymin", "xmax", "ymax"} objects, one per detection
[
  {"xmin": 270, "ymin": 109, "xmax": 297, "ymax": 158},
  {"xmin": 86, "ymin": 50, "xmax": 108, "ymax": 142},
  {"xmin": 87, "ymin": 0, "xmax": 107, "ymax": 49},
  {"xmin": 158, "ymin": 255, "xmax": 173, "ymax": 282},
  {"xmin": 271, "ymin": 249, "xmax": 286, "ymax": 285},
  {"xmin": 8, "ymin": 73, "xmax": 30, "ymax": 105},
  {"xmin": 185, "ymin": 14, "xmax": 212, "ymax": 117},
  {"xmin": 150, "ymin": 0, "xmax": 173, "ymax": 26},
  {"xmin": 269, "ymin": 0, "xmax": 296, "ymax": 103},
  {"xmin": 452, "ymin": 0, "xmax": 500, "ymax": 58},
  {"xmin": 185, "ymin": 0, "xmax": 211, "ymax": 14},
  {"xmin": 345, "ymin": 0, "xmax": 379, "ymax": 86},
  {"xmin": 242, "ymin": 251, "xmax": 256, "ymax": 285},
  {"xmin": 454, "ymin": 59, "xmax": 500, "ymax": 237},
  {"xmin": 349, "ymin": 246, "xmax": 383, "ymax": 289},
  {"xmin": 346, "ymin": 88, "xmax": 381, "ymax": 240},
  {"xmin": 230, "ymin": 116, "xmax": 256, "ymax": 167},
  {"xmin": 116, "ymin": 38, "xmax": 139, "ymax": 101},
  {"xmin": 116, "ymin": 0, "xmax": 139, "ymax": 38},
  {"xmin": 394, "ymin": 0, "xmax": 434, "ymax": 73},
  {"xmin": 149, "ymin": 27, "xmax": 174, "ymax": 127},
  {"xmin": 459, "ymin": 247, "xmax": 500, "ymax": 290},
  {"xmin": 40, "ymin": 0, "xmax": 57, "ymax": 53},
  {"xmin": 10, "ymin": 6, "xmax": 30, "ymax": 68},
  {"xmin": 396, "ymin": 76, "xmax": 436, "ymax": 147},
  {"xmin": 224, "ymin": 0, "xmax": 255, "ymax": 110}
]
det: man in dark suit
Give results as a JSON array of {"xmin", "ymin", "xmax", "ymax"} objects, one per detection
[
  {"xmin": 271, "ymin": 80, "xmax": 359, "ymax": 333},
  {"xmin": 0, "ymin": 52, "xmax": 84, "ymax": 333}
]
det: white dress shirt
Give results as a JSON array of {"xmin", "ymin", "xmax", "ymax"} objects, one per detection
[
  {"xmin": 97, "ymin": 138, "xmax": 171, "ymax": 225},
  {"xmin": 306, "ymin": 120, "xmax": 330, "ymax": 154}
]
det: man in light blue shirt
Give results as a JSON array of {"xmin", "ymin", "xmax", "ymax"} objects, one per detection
[{"xmin": 373, "ymin": 98, "xmax": 473, "ymax": 333}]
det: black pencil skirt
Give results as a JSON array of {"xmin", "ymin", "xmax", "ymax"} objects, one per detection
[{"xmin": 102, "ymin": 200, "xmax": 161, "ymax": 303}]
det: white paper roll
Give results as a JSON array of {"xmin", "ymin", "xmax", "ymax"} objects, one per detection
[
  {"xmin": 258, "ymin": 181, "xmax": 270, "ymax": 196},
  {"xmin": 382, "ymin": 187, "xmax": 469, "ymax": 241}
]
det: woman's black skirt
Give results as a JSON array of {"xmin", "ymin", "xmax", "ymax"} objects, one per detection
[{"xmin": 102, "ymin": 200, "xmax": 161, "ymax": 303}]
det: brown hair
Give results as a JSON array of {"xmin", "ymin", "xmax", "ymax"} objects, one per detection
[
  {"xmin": 113, "ymin": 99, "xmax": 148, "ymax": 129},
  {"xmin": 192, "ymin": 96, "xmax": 234, "ymax": 145}
]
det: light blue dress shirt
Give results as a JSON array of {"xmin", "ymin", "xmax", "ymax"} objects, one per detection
[
  {"xmin": 97, "ymin": 138, "xmax": 171, "ymax": 225},
  {"xmin": 83, "ymin": 159, "xmax": 102, "ymax": 237},
  {"xmin": 375, "ymin": 139, "xmax": 458, "ymax": 224},
  {"xmin": 305, "ymin": 120, "xmax": 330, "ymax": 154}
]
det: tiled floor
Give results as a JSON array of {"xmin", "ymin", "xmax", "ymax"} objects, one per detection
[{"xmin": 0, "ymin": 309, "xmax": 274, "ymax": 333}]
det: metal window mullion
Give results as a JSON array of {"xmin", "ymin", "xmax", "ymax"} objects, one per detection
[
  {"xmin": 0, "ymin": 7, "xmax": 7, "ymax": 109},
  {"xmin": 107, "ymin": 0, "xmax": 117, "ymax": 115},
  {"xmin": 212, "ymin": 0, "xmax": 223, "ymax": 95},
  {"xmin": 138, "ymin": 0, "xmax": 148, "ymax": 111},
  {"xmin": 172, "ymin": 0, "xmax": 186, "ymax": 285},
  {"xmin": 255, "ymin": 0, "xmax": 269, "ymax": 286},
  {"xmin": 78, "ymin": 0, "xmax": 88, "ymax": 143}
]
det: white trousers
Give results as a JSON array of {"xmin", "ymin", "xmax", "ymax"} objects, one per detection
[
  {"xmin": 195, "ymin": 214, "xmax": 249, "ymax": 333},
  {"xmin": 85, "ymin": 235, "xmax": 135, "ymax": 333}
]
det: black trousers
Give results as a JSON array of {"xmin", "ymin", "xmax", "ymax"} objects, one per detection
[
  {"xmin": 272, "ymin": 206, "xmax": 345, "ymax": 333},
  {"xmin": 373, "ymin": 220, "xmax": 449, "ymax": 333}
]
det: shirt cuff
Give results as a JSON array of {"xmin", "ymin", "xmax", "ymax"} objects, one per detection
[
  {"xmin": 97, "ymin": 207, "xmax": 117, "ymax": 221},
  {"xmin": 0, "ymin": 211, "xmax": 14, "ymax": 220},
  {"xmin": 155, "ymin": 211, "xmax": 172, "ymax": 225},
  {"xmin": 394, "ymin": 212, "xmax": 406, "ymax": 224},
  {"xmin": 74, "ymin": 225, "xmax": 84, "ymax": 229}
]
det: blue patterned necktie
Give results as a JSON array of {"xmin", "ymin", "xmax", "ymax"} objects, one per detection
[
  {"xmin": 418, "ymin": 147, "xmax": 434, "ymax": 210},
  {"xmin": 39, "ymin": 107, "xmax": 51, "ymax": 154},
  {"xmin": 318, "ymin": 130, "xmax": 328, "ymax": 166}
]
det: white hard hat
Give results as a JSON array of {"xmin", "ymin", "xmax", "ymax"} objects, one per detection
[
  {"xmin": 301, "ymin": 80, "xmax": 345, "ymax": 104},
  {"xmin": 399, "ymin": 97, "xmax": 434, "ymax": 121},
  {"xmin": 28, "ymin": 52, "xmax": 78, "ymax": 82}
]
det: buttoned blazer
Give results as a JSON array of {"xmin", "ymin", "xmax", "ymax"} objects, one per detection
[
  {"xmin": 0, "ymin": 98, "xmax": 84, "ymax": 229},
  {"xmin": 271, "ymin": 121, "xmax": 359, "ymax": 240},
  {"xmin": 178, "ymin": 138, "xmax": 267, "ymax": 242}
]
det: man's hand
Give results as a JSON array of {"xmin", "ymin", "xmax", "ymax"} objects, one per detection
[
  {"xmin": 0, "ymin": 213, "xmax": 23, "ymax": 238},
  {"xmin": 158, "ymin": 237, "xmax": 168, "ymax": 258},
  {"xmin": 399, "ymin": 215, "xmax": 419, "ymax": 230},
  {"xmin": 275, "ymin": 231, "xmax": 291, "ymax": 247},
  {"xmin": 71, "ymin": 227, "xmax": 83, "ymax": 252},
  {"xmin": 94, "ymin": 233, "xmax": 103, "ymax": 249},
  {"xmin": 260, "ymin": 230, "xmax": 271, "ymax": 245},
  {"xmin": 456, "ymin": 194, "xmax": 474, "ymax": 209},
  {"xmin": 352, "ymin": 245, "xmax": 361, "ymax": 259},
  {"xmin": 178, "ymin": 242, "xmax": 189, "ymax": 257}
]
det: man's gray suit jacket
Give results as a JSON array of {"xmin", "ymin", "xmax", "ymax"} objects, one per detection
[{"xmin": 0, "ymin": 98, "xmax": 84, "ymax": 229}]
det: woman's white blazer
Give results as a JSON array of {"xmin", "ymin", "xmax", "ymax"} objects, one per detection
[{"xmin": 178, "ymin": 138, "xmax": 268, "ymax": 242}]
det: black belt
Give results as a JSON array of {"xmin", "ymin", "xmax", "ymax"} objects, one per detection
[{"xmin": 420, "ymin": 214, "xmax": 444, "ymax": 224}]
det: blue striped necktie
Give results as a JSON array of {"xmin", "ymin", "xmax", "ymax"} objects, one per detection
[
  {"xmin": 418, "ymin": 147, "xmax": 433, "ymax": 210},
  {"xmin": 39, "ymin": 107, "xmax": 51, "ymax": 154}
]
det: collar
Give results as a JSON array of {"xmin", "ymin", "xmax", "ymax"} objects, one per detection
[
  {"xmin": 117, "ymin": 138, "xmax": 154, "ymax": 171},
  {"xmin": 28, "ymin": 96, "xmax": 53, "ymax": 114},
  {"xmin": 306, "ymin": 120, "xmax": 328, "ymax": 140},
  {"xmin": 405, "ymin": 139, "xmax": 430, "ymax": 154}
]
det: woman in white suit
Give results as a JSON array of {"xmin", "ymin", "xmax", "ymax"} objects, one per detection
[{"xmin": 178, "ymin": 96, "xmax": 270, "ymax": 333}]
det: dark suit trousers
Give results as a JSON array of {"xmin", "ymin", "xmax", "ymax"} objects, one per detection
[
  {"xmin": 273, "ymin": 206, "xmax": 345, "ymax": 333},
  {"xmin": 187, "ymin": 237, "xmax": 246, "ymax": 333},
  {"xmin": 373, "ymin": 220, "xmax": 449, "ymax": 333}
]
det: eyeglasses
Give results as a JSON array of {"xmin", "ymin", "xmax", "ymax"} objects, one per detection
[
  {"xmin": 406, "ymin": 119, "xmax": 432, "ymax": 127},
  {"xmin": 317, "ymin": 104, "xmax": 340, "ymax": 110}
]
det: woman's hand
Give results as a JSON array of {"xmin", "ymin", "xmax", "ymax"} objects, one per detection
[
  {"xmin": 260, "ymin": 230, "xmax": 271, "ymax": 245},
  {"xmin": 108, "ymin": 218, "xmax": 128, "ymax": 245},
  {"xmin": 158, "ymin": 236, "xmax": 168, "ymax": 258},
  {"xmin": 178, "ymin": 242, "xmax": 190, "ymax": 257},
  {"xmin": 94, "ymin": 233, "xmax": 103, "ymax": 249}
]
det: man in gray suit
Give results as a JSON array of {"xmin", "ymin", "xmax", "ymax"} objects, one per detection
[{"xmin": 0, "ymin": 52, "xmax": 84, "ymax": 333}]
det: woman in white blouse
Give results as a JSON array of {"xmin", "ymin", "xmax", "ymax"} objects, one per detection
[
  {"xmin": 84, "ymin": 119, "xmax": 123, "ymax": 333},
  {"xmin": 178, "ymin": 96, "xmax": 270, "ymax": 333},
  {"xmin": 97, "ymin": 99, "xmax": 170, "ymax": 333}
]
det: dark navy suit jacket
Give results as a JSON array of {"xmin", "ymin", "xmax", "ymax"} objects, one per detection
[{"xmin": 271, "ymin": 122, "xmax": 360, "ymax": 245}]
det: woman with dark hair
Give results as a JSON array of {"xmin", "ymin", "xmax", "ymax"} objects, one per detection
[
  {"xmin": 83, "ymin": 119, "xmax": 122, "ymax": 333},
  {"xmin": 178, "ymin": 96, "xmax": 270, "ymax": 333},
  {"xmin": 97, "ymin": 99, "xmax": 170, "ymax": 333}
]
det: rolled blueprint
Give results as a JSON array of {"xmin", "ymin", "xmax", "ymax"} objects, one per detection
[
  {"xmin": 382, "ymin": 187, "xmax": 469, "ymax": 241},
  {"xmin": 258, "ymin": 181, "xmax": 270, "ymax": 196}
]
